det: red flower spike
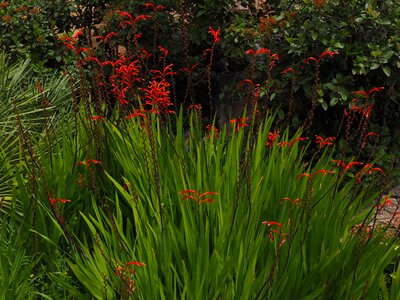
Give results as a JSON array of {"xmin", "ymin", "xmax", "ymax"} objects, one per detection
[
  {"xmin": 296, "ymin": 173, "xmax": 313, "ymax": 181},
  {"xmin": 315, "ymin": 135, "xmax": 336, "ymax": 148},
  {"xmin": 342, "ymin": 161, "xmax": 364, "ymax": 173},
  {"xmin": 179, "ymin": 189, "xmax": 199, "ymax": 196},
  {"xmin": 116, "ymin": 10, "xmax": 134, "ymax": 22},
  {"xmin": 126, "ymin": 261, "xmax": 146, "ymax": 267},
  {"xmin": 280, "ymin": 67, "xmax": 295, "ymax": 75},
  {"xmin": 266, "ymin": 130, "xmax": 280, "ymax": 147},
  {"xmin": 333, "ymin": 159, "xmax": 345, "ymax": 168},
  {"xmin": 73, "ymin": 28, "xmax": 84, "ymax": 40},
  {"xmin": 125, "ymin": 110, "xmax": 147, "ymax": 119},
  {"xmin": 313, "ymin": 169, "xmax": 335, "ymax": 176},
  {"xmin": 278, "ymin": 238, "xmax": 287, "ymax": 248},
  {"xmin": 143, "ymin": 3, "xmax": 155, "ymax": 9},
  {"xmin": 270, "ymin": 53, "xmax": 280, "ymax": 61},
  {"xmin": 158, "ymin": 46, "xmax": 168, "ymax": 59},
  {"xmin": 179, "ymin": 189, "xmax": 218, "ymax": 206},
  {"xmin": 369, "ymin": 167, "xmax": 384, "ymax": 174},
  {"xmin": 351, "ymin": 90, "xmax": 368, "ymax": 97},
  {"xmin": 241, "ymin": 79, "xmax": 255, "ymax": 86},
  {"xmin": 377, "ymin": 196, "xmax": 391, "ymax": 209},
  {"xmin": 87, "ymin": 115, "xmax": 105, "ymax": 122},
  {"xmin": 104, "ymin": 32, "xmax": 119, "ymax": 43},
  {"xmin": 206, "ymin": 125, "xmax": 219, "ymax": 138},
  {"xmin": 179, "ymin": 63, "xmax": 198, "ymax": 74},
  {"xmin": 208, "ymin": 27, "xmax": 221, "ymax": 43},
  {"xmin": 368, "ymin": 87, "xmax": 384, "ymax": 95},
  {"xmin": 365, "ymin": 132, "xmax": 379, "ymax": 139},
  {"xmin": 304, "ymin": 57, "xmax": 318, "ymax": 65},
  {"xmin": 37, "ymin": 81, "xmax": 44, "ymax": 94},
  {"xmin": 134, "ymin": 14, "xmax": 151, "ymax": 23},
  {"xmin": 84, "ymin": 56, "xmax": 101, "ymax": 65},
  {"xmin": 155, "ymin": 5, "xmax": 166, "ymax": 11},
  {"xmin": 280, "ymin": 197, "xmax": 302, "ymax": 206},
  {"xmin": 319, "ymin": 51, "xmax": 339, "ymax": 60},
  {"xmin": 261, "ymin": 221, "xmax": 282, "ymax": 229},
  {"xmin": 256, "ymin": 48, "xmax": 271, "ymax": 56},
  {"xmin": 87, "ymin": 159, "xmax": 101, "ymax": 165},
  {"xmin": 48, "ymin": 195, "xmax": 72, "ymax": 207},
  {"xmin": 276, "ymin": 141, "xmax": 292, "ymax": 147},
  {"xmin": 230, "ymin": 118, "xmax": 248, "ymax": 132},
  {"xmin": 245, "ymin": 49, "xmax": 255, "ymax": 56}
]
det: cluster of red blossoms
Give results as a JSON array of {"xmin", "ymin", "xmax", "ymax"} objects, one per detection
[
  {"xmin": 179, "ymin": 189, "xmax": 218, "ymax": 206},
  {"xmin": 262, "ymin": 221, "xmax": 287, "ymax": 248},
  {"xmin": 114, "ymin": 261, "xmax": 146, "ymax": 296}
]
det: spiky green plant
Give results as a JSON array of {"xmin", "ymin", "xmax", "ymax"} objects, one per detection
[{"xmin": 32, "ymin": 108, "xmax": 399, "ymax": 299}]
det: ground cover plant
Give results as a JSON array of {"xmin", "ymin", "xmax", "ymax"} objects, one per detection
[{"xmin": 1, "ymin": 0, "xmax": 400, "ymax": 299}]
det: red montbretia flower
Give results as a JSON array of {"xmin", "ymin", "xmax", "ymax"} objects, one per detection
[
  {"xmin": 280, "ymin": 67, "xmax": 295, "ymax": 75},
  {"xmin": 48, "ymin": 194, "xmax": 71, "ymax": 207},
  {"xmin": 208, "ymin": 27, "xmax": 221, "ymax": 43},
  {"xmin": 126, "ymin": 261, "xmax": 146, "ymax": 267},
  {"xmin": 270, "ymin": 53, "xmax": 280, "ymax": 61},
  {"xmin": 280, "ymin": 197, "xmax": 302, "ymax": 206},
  {"xmin": 151, "ymin": 64, "xmax": 176, "ymax": 80},
  {"xmin": 94, "ymin": 32, "xmax": 119, "ymax": 43},
  {"xmin": 365, "ymin": 132, "xmax": 379, "ymax": 139},
  {"xmin": 350, "ymin": 105, "xmax": 372, "ymax": 118},
  {"xmin": 87, "ymin": 115, "xmax": 105, "ymax": 122},
  {"xmin": 158, "ymin": 46, "xmax": 168, "ymax": 60},
  {"xmin": 116, "ymin": 10, "xmax": 151, "ymax": 27},
  {"xmin": 206, "ymin": 124, "xmax": 219, "ymax": 138},
  {"xmin": 277, "ymin": 136, "xmax": 308, "ymax": 147},
  {"xmin": 303, "ymin": 56, "xmax": 318, "ymax": 65},
  {"xmin": 303, "ymin": 51, "xmax": 338, "ymax": 67},
  {"xmin": 72, "ymin": 27, "xmax": 84, "ymax": 40},
  {"xmin": 266, "ymin": 130, "xmax": 280, "ymax": 147},
  {"xmin": 141, "ymin": 80, "xmax": 174, "ymax": 115},
  {"xmin": 355, "ymin": 164, "xmax": 384, "ymax": 184},
  {"xmin": 313, "ymin": 169, "xmax": 335, "ymax": 176},
  {"xmin": 262, "ymin": 220, "xmax": 287, "ymax": 247},
  {"xmin": 245, "ymin": 48, "xmax": 271, "ymax": 57},
  {"xmin": 367, "ymin": 86, "xmax": 384, "ymax": 95},
  {"xmin": 125, "ymin": 110, "xmax": 147, "ymax": 120},
  {"xmin": 179, "ymin": 63, "xmax": 199, "ymax": 74},
  {"xmin": 179, "ymin": 189, "xmax": 218, "ymax": 206},
  {"xmin": 37, "ymin": 81, "xmax": 44, "ymax": 94},
  {"xmin": 351, "ymin": 87, "xmax": 384, "ymax": 100},
  {"xmin": 230, "ymin": 118, "xmax": 248, "ymax": 132},
  {"xmin": 77, "ymin": 159, "xmax": 102, "ymax": 167},
  {"xmin": 261, "ymin": 221, "xmax": 282, "ymax": 229},
  {"xmin": 296, "ymin": 172, "xmax": 313, "ymax": 181},
  {"xmin": 143, "ymin": 3, "xmax": 166, "ymax": 11},
  {"xmin": 135, "ymin": 14, "xmax": 153, "ymax": 22},
  {"xmin": 110, "ymin": 58, "xmax": 141, "ymax": 106},
  {"xmin": 351, "ymin": 90, "xmax": 368, "ymax": 98},
  {"xmin": 319, "ymin": 51, "xmax": 339, "ymax": 60},
  {"xmin": 376, "ymin": 195, "xmax": 391, "ymax": 209},
  {"xmin": 333, "ymin": 160, "xmax": 364, "ymax": 174},
  {"xmin": 315, "ymin": 135, "xmax": 335, "ymax": 148}
]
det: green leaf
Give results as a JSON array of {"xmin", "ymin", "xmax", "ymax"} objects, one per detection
[
  {"xmin": 382, "ymin": 65, "xmax": 392, "ymax": 77},
  {"xmin": 311, "ymin": 32, "xmax": 318, "ymax": 41},
  {"xmin": 330, "ymin": 97, "xmax": 338, "ymax": 106},
  {"xmin": 370, "ymin": 63, "xmax": 380, "ymax": 70},
  {"xmin": 321, "ymin": 100, "xmax": 328, "ymax": 111},
  {"xmin": 326, "ymin": 83, "xmax": 337, "ymax": 91}
]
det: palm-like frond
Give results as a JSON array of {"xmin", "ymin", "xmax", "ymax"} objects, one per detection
[{"xmin": 0, "ymin": 53, "xmax": 73, "ymax": 215}]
